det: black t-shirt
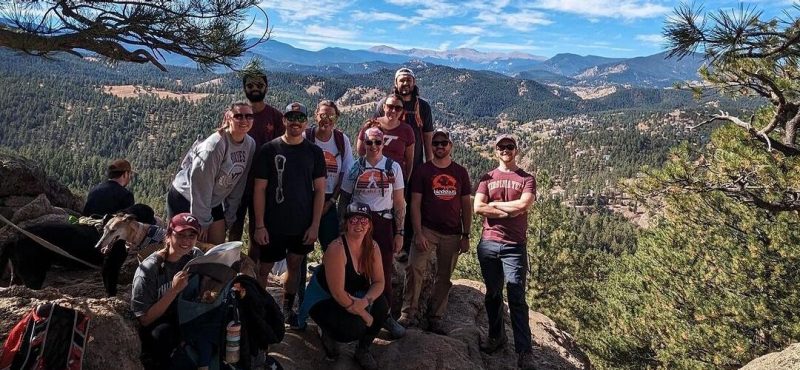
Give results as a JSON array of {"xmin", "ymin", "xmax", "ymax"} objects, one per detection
[
  {"xmin": 253, "ymin": 137, "xmax": 326, "ymax": 235},
  {"xmin": 82, "ymin": 180, "xmax": 134, "ymax": 217},
  {"xmin": 375, "ymin": 96, "xmax": 434, "ymax": 167}
]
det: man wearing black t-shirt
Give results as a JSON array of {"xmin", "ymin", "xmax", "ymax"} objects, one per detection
[
  {"xmin": 82, "ymin": 159, "xmax": 135, "ymax": 217},
  {"xmin": 253, "ymin": 102, "xmax": 326, "ymax": 320}
]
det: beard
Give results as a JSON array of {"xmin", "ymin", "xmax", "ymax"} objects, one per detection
[{"xmin": 245, "ymin": 90, "xmax": 265, "ymax": 102}]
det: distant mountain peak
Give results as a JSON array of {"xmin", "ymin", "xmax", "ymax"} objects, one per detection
[{"xmin": 368, "ymin": 45, "xmax": 544, "ymax": 62}]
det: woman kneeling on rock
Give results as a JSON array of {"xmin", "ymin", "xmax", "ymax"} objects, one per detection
[
  {"xmin": 131, "ymin": 213, "xmax": 203, "ymax": 370},
  {"xmin": 297, "ymin": 202, "xmax": 388, "ymax": 369}
]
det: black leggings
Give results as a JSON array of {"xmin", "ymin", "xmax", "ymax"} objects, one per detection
[
  {"xmin": 309, "ymin": 295, "xmax": 389, "ymax": 344},
  {"xmin": 139, "ymin": 317, "xmax": 180, "ymax": 370}
]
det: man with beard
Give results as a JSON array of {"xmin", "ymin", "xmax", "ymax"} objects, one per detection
[
  {"xmin": 229, "ymin": 69, "xmax": 285, "ymax": 257},
  {"xmin": 253, "ymin": 102, "xmax": 326, "ymax": 322},
  {"xmin": 398, "ymin": 129, "xmax": 471, "ymax": 334},
  {"xmin": 374, "ymin": 68, "xmax": 434, "ymax": 261},
  {"xmin": 473, "ymin": 134, "xmax": 536, "ymax": 370}
]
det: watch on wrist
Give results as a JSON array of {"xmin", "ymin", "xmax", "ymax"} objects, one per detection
[{"xmin": 395, "ymin": 229, "xmax": 404, "ymax": 236}]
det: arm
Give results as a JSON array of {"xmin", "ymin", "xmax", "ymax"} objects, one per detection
[
  {"xmin": 188, "ymin": 144, "xmax": 223, "ymax": 229},
  {"xmin": 252, "ymin": 178, "xmax": 269, "ymax": 245},
  {"xmin": 224, "ymin": 145, "xmax": 255, "ymax": 228},
  {"xmin": 322, "ymin": 240, "xmax": 352, "ymax": 308},
  {"xmin": 304, "ymin": 176, "xmax": 326, "ymax": 244},
  {"xmin": 410, "ymin": 192, "xmax": 429, "ymax": 251},
  {"xmin": 474, "ymin": 192, "xmax": 509, "ymax": 219},
  {"xmin": 356, "ymin": 126, "xmax": 366, "ymax": 157},
  {"xmin": 459, "ymin": 194, "xmax": 473, "ymax": 253},
  {"xmin": 489, "ymin": 192, "xmax": 536, "ymax": 213},
  {"xmin": 423, "ymin": 131, "xmax": 433, "ymax": 163},
  {"xmin": 392, "ymin": 187, "xmax": 406, "ymax": 254},
  {"xmin": 403, "ymin": 143, "xmax": 414, "ymax": 182},
  {"xmin": 137, "ymin": 270, "xmax": 189, "ymax": 327}
]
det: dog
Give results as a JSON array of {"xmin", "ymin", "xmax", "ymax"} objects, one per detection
[{"xmin": 0, "ymin": 204, "xmax": 157, "ymax": 295}]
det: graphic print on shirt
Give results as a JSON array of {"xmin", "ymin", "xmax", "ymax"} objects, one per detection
[
  {"xmin": 275, "ymin": 154, "xmax": 286, "ymax": 203},
  {"xmin": 487, "ymin": 179, "xmax": 524, "ymax": 193},
  {"xmin": 217, "ymin": 149, "xmax": 248, "ymax": 188},
  {"xmin": 356, "ymin": 169, "xmax": 393, "ymax": 192},
  {"xmin": 383, "ymin": 134, "xmax": 398, "ymax": 147},
  {"xmin": 323, "ymin": 151, "xmax": 338, "ymax": 175},
  {"xmin": 432, "ymin": 173, "xmax": 458, "ymax": 201}
]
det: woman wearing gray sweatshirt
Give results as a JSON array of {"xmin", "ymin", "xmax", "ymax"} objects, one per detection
[{"xmin": 168, "ymin": 102, "xmax": 257, "ymax": 245}]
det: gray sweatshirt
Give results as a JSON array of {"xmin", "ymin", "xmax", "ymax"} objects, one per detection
[{"xmin": 172, "ymin": 131, "xmax": 255, "ymax": 228}]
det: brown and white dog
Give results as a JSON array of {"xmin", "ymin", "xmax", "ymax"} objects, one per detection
[{"xmin": 94, "ymin": 214, "xmax": 256, "ymax": 276}]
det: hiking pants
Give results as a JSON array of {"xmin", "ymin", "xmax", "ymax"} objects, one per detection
[
  {"xmin": 477, "ymin": 239, "xmax": 532, "ymax": 353},
  {"xmin": 401, "ymin": 226, "xmax": 461, "ymax": 319},
  {"xmin": 371, "ymin": 212, "xmax": 395, "ymax": 307},
  {"xmin": 310, "ymin": 295, "xmax": 389, "ymax": 343}
]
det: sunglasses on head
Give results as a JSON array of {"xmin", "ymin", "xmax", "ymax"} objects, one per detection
[
  {"xmin": 348, "ymin": 216, "xmax": 370, "ymax": 225},
  {"xmin": 496, "ymin": 143, "xmax": 516, "ymax": 151},
  {"xmin": 432, "ymin": 140, "xmax": 450, "ymax": 147},
  {"xmin": 385, "ymin": 104, "xmax": 404, "ymax": 112},
  {"xmin": 232, "ymin": 113, "xmax": 255, "ymax": 120},
  {"xmin": 364, "ymin": 139, "xmax": 383, "ymax": 146},
  {"xmin": 285, "ymin": 114, "xmax": 307, "ymax": 123}
]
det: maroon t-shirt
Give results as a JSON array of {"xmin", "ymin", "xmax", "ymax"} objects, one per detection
[
  {"xmin": 410, "ymin": 161, "xmax": 472, "ymax": 235},
  {"xmin": 249, "ymin": 104, "xmax": 285, "ymax": 149},
  {"xmin": 475, "ymin": 168, "xmax": 536, "ymax": 244},
  {"xmin": 359, "ymin": 124, "xmax": 415, "ymax": 171}
]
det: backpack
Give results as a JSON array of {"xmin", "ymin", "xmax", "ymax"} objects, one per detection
[
  {"xmin": 305, "ymin": 127, "xmax": 346, "ymax": 158},
  {"xmin": 0, "ymin": 303, "xmax": 90, "ymax": 370}
]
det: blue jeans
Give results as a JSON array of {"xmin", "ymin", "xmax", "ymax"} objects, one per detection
[{"xmin": 477, "ymin": 239, "xmax": 532, "ymax": 353}]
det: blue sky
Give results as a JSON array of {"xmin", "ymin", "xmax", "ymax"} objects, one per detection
[{"xmin": 248, "ymin": 0, "xmax": 796, "ymax": 58}]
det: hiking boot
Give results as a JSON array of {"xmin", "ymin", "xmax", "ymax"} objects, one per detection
[
  {"xmin": 318, "ymin": 327, "xmax": 339, "ymax": 361},
  {"xmin": 517, "ymin": 350, "xmax": 536, "ymax": 370},
  {"xmin": 354, "ymin": 347, "xmax": 378, "ymax": 370},
  {"xmin": 480, "ymin": 334, "xmax": 507, "ymax": 354},
  {"xmin": 397, "ymin": 313, "xmax": 416, "ymax": 328},
  {"xmin": 427, "ymin": 318, "xmax": 447, "ymax": 335},
  {"xmin": 383, "ymin": 317, "xmax": 406, "ymax": 339},
  {"xmin": 286, "ymin": 312, "xmax": 305, "ymax": 331}
]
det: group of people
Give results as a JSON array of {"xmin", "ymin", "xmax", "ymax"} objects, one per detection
[{"xmin": 84, "ymin": 66, "xmax": 537, "ymax": 369}]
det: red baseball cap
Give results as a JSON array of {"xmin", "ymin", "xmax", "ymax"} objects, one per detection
[{"xmin": 169, "ymin": 213, "xmax": 200, "ymax": 233}]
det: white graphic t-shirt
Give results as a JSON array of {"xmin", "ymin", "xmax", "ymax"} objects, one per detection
[{"xmin": 341, "ymin": 156, "xmax": 404, "ymax": 212}]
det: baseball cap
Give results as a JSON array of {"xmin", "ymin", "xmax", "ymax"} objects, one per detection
[
  {"xmin": 395, "ymin": 67, "xmax": 415, "ymax": 80},
  {"xmin": 169, "ymin": 213, "xmax": 201, "ymax": 233},
  {"xmin": 494, "ymin": 134, "xmax": 518, "ymax": 147},
  {"xmin": 345, "ymin": 202, "xmax": 372, "ymax": 220},
  {"xmin": 432, "ymin": 128, "xmax": 451, "ymax": 141},
  {"xmin": 108, "ymin": 159, "xmax": 133, "ymax": 173},
  {"xmin": 283, "ymin": 102, "xmax": 307, "ymax": 117}
]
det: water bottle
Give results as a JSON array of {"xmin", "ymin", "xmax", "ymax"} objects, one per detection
[{"xmin": 225, "ymin": 321, "xmax": 241, "ymax": 364}]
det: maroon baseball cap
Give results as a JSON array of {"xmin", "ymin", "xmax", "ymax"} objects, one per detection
[{"xmin": 169, "ymin": 213, "xmax": 200, "ymax": 233}]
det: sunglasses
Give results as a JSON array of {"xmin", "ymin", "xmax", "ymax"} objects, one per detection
[
  {"xmin": 318, "ymin": 113, "xmax": 338, "ymax": 121},
  {"xmin": 285, "ymin": 114, "xmax": 307, "ymax": 123},
  {"xmin": 232, "ymin": 113, "xmax": 255, "ymax": 120},
  {"xmin": 245, "ymin": 82, "xmax": 265, "ymax": 89},
  {"xmin": 432, "ymin": 140, "xmax": 450, "ymax": 147},
  {"xmin": 385, "ymin": 104, "xmax": 404, "ymax": 112},
  {"xmin": 496, "ymin": 144, "xmax": 516, "ymax": 151},
  {"xmin": 364, "ymin": 139, "xmax": 383, "ymax": 146},
  {"xmin": 348, "ymin": 216, "xmax": 370, "ymax": 225}
]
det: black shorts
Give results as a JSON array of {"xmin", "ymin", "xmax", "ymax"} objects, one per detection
[
  {"xmin": 259, "ymin": 233, "xmax": 314, "ymax": 263},
  {"xmin": 166, "ymin": 187, "xmax": 224, "ymax": 221}
]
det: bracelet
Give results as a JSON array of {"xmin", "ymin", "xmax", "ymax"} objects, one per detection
[{"xmin": 395, "ymin": 230, "xmax": 404, "ymax": 236}]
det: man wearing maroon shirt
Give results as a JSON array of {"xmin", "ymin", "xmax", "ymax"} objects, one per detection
[
  {"xmin": 228, "ymin": 69, "xmax": 285, "ymax": 258},
  {"xmin": 398, "ymin": 129, "xmax": 472, "ymax": 333},
  {"xmin": 473, "ymin": 134, "xmax": 536, "ymax": 370}
]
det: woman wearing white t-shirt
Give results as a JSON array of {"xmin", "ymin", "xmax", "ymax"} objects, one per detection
[{"xmin": 339, "ymin": 126, "xmax": 406, "ymax": 339}]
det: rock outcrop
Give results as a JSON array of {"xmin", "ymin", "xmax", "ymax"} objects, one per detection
[
  {"xmin": 0, "ymin": 153, "xmax": 84, "ymax": 217},
  {"xmin": 740, "ymin": 343, "xmax": 800, "ymax": 370}
]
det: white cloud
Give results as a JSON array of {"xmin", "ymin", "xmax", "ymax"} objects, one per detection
[
  {"xmin": 458, "ymin": 36, "xmax": 481, "ymax": 48},
  {"xmin": 270, "ymin": 27, "xmax": 425, "ymax": 50},
  {"xmin": 437, "ymin": 42, "xmax": 451, "ymax": 51},
  {"xmin": 530, "ymin": 0, "xmax": 670, "ymax": 19},
  {"xmin": 305, "ymin": 25, "xmax": 358, "ymax": 39},
  {"xmin": 451, "ymin": 25, "xmax": 485, "ymax": 35},
  {"xmin": 258, "ymin": 0, "xmax": 352, "ymax": 21},
  {"xmin": 477, "ymin": 10, "xmax": 552, "ymax": 31},
  {"xmin": 462, "ymin": 0, "xmax": 511, "ymax": 12},
  {"xmin": 351, "ymin": 10, "xmax": 407, "ymax": 22},
  {"xmin": 635, "ymin": 34, "xmax": 666, "ymax": 45},
  {"xmin": 475, "ymin": 41, "xmax": 542, "ymax": 51}
]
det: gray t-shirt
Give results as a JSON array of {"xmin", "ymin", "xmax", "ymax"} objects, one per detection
[{"xmin": 131, "ymin": 248, "xmax": 203, "ymax": 318}]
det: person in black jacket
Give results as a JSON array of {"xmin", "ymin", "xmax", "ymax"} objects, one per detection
[{"xmin": 83, "ymin": 159, "xmax": 135, "ymax": 217}]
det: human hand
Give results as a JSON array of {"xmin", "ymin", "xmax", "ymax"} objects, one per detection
[
  {"xmin": 254, "ymin": 227, "xmax": 269, "ymax": 245},
  {"xmin": 303, "ymin": 225, "xmax": 319, "ymax": 245},
  {"xmin": 415, "ymin": 233, "xmax": 430, "ymax": 252},
  {"xmin": 171, "ymin": 270, "xmax": 189, "ymax": 293},
  {"xmin": 393, "ymin": 234, "xmax": 403, "ymax": 254},
  {"xmin": 459, "ymin": 237, "xmax": 470, "ymax": 254}
]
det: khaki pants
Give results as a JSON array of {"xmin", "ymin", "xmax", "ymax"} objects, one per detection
[{"xmin": 401, "ymin": 226, "xmax": 461, "ymax": 319}]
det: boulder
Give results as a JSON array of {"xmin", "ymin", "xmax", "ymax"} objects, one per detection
[
  {"xmin": 740, "ymin": 343, "xmax": 800, "ymax": 370},
  {"xmin": 0, "ymin": 285, "xmax": 142, "ymax": 370},
  {"xmin": 0, "ymin": 153, "xmax": 83, "ymax": 212}
]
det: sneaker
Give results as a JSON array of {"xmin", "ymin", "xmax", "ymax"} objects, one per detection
[
  {"xmin": 427, "ymin": 318, "xmax": 446, "ymax": 335},
  {"xmin": 383, "ymin": 317, "xmax": 407, "ymax": 339},
  {"xmin": 317, "ymin": 327, "xmax": 339, "ymax": 361},
  {"xmin": 480, "ymin": 334, "xmax": 507, "ymax": 354},
  {"xmin": 397, "ymin": 314, "xmax": 416, "ymax": 328},
  {"xmin": 517, "ymin": 350, "xmax": 536, "ymax": 370},
  {"xmin": 354, "ymin": 348, "xmax": 378, "ymax": 370}
]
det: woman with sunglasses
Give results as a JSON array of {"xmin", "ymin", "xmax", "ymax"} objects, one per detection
[
  {"xmin": 168, "ymin": 102, "xmax": 256, "ymax": 245},
  {"xmin": 340, "ymin": 127, "xmax": 407, "ymax": 339},
  {"xmin": 357, "ymin": 93, "xmax": 415, "ymax": 183},
  {"xmin": 296, "ymin": 202, "xmax": 388, "ymax": 369}
]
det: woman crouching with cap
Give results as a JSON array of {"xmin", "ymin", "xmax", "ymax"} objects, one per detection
[
  {"xmin": 131, "ymin": 213, "xmax": 204, "ymax": 370},
  {"xmin": 295, "ymin": 202, "xmax": 388, "ymax": 369}
]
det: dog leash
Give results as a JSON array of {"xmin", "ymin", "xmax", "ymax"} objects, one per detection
[{"xmin": 0, "ymin": 214, "xmax": 101, "ymax": 270}]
